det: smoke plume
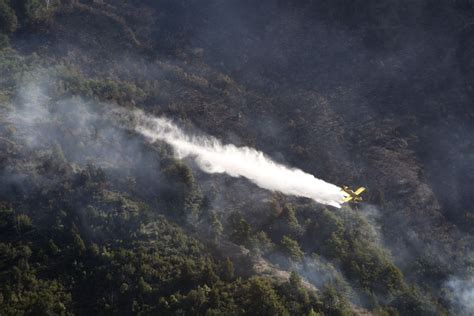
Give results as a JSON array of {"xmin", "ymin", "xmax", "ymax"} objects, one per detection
[
  {"xmin": 446, "ymin": 276, "xmax": 474, "ymax": 315},
  {"xmin": 129, "ymin": 109, "xmax": 347, "ymax": 208}
]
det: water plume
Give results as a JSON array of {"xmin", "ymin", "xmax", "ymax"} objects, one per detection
[{"xmin": 130, "ymin": 110, "xmax": 347, "ymax": 208}]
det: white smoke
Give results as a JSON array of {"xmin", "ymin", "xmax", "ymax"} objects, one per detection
[
  {"xmin": 130, "ymin": 109, "xmax": 348, "ymax": 208},
  {"xmin": 446, "ymin": 276, "xmax": 474, "ymax": 315}
]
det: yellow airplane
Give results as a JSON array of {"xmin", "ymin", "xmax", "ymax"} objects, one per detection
[{"xmin": 341, "ymin": 186, "xmax": 366, "ymax": 203}]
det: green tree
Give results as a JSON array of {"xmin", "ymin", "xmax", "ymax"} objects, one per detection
[
  {"xmin": 240, "ymin": 277, "xmax": 289, "ymax": 316},
  {"xmin": 307, "ymin": 308, "xmax": 320, "ymax": 316},
  {"xmin": 228, "ymin": 212, "xmax": 252, "ymax": 247},
  {"xmin": 0, "ymin": 32, "xmax": 8, "ymax": 48},
  {"xmin": 138, "ymin": 277, "xmax": 152, "ymax": 294},
  {"xmin": 0, "ymin": 0, "xmax": 17, "ymax": 33},
  {"xmin": 321, "ymin": 284, "xmax": 351, "ymax": 316},
  {"xmin": 220, "ymin": 257, "xmax": 234, "ymax": 281},
  {"xmin": 280, "ymin": 236, "xmax": 304, "ymax": 262},
  {"xmin": 202, "ymin": 261, "xmax": 219, "ymax": 285},
  {"xmin": 210, "ymin": 212, "xmax": 223, "ymax": 241},
  {"xmin": 16, "ymin": 214, "xmax": 32, "ymax": 231},
  {"xmin": 71, "ymin": 232, "xmax": 86, "ymax": 255},
  {"xmin": 48, "ymin": 239, "xmax": 59, "ymax": 255},
  {"xmin": 14, "ymin": 0, "xmax": 42, "ymax": 21},
  {"xmin": 269, "ymin": 204, "xmax": 303, "ymax": 241}
]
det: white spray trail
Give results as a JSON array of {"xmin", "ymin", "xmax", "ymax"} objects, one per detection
[{"xmin": 131, "ymin": 110, "xmax": 347, "ymax": 208}]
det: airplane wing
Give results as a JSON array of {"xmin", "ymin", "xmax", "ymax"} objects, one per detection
[
  {"xmin": 342, "ymin": 196, "xmax": 353, "ymax": 203},
  {"xmin": 354, "ymin": 187, "xmax": 366, "ymax": 195}
]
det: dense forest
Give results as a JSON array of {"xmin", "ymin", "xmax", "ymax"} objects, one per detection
[{"xmin": 0, "ymin": 0, "xmax": 473, "ymax": 315}]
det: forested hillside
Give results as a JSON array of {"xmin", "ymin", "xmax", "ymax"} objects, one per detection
[{"xmin": 0, "ymin": 0, "xmax": 473, "ymax": 315}]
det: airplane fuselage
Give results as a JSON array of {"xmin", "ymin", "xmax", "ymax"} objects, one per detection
[{"xmin": 341, "ymin": 186, "xmax": 366, "ymax": 203}]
